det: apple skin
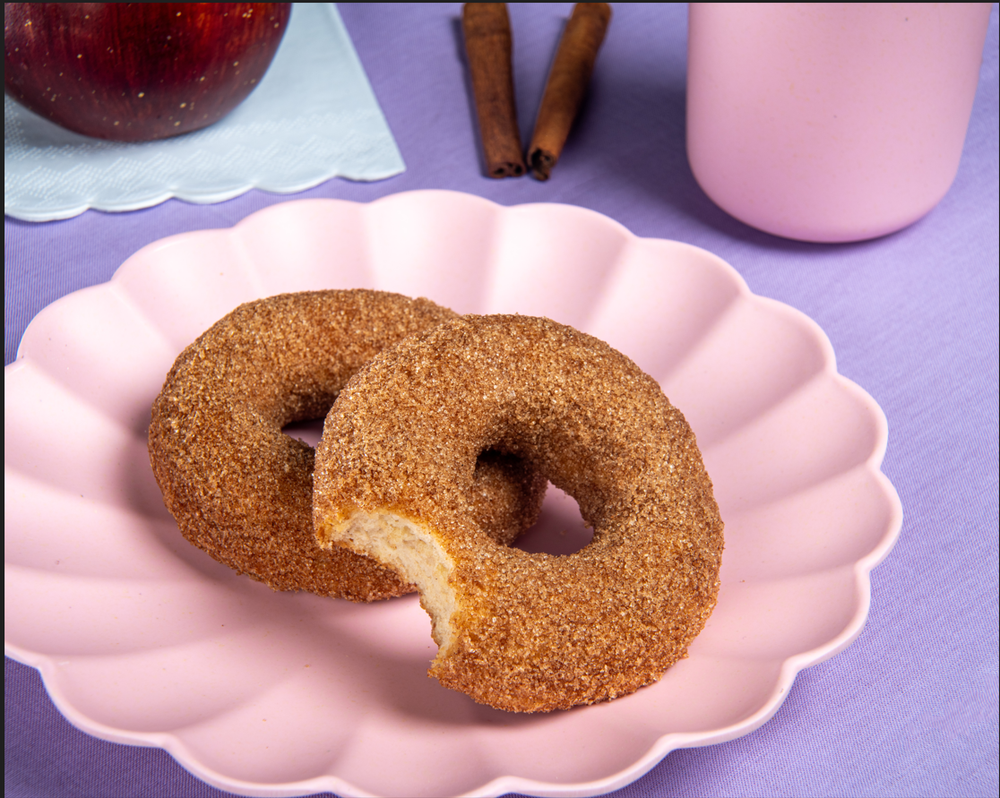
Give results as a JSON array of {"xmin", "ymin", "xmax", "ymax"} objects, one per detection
[{"xmin": 4, "ymin": 3, "xmax": 291, "ymax": 141}]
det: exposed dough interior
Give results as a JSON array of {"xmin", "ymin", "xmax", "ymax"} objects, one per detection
[{"xmin": 332, "ymin": 513, "xmax": 458, "ymax": 649}]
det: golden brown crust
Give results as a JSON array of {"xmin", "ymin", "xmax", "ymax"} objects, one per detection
[
  {"xmin": 148, "ymin": 291, "xmax": 545, "ymax": 601},
  {"xmin": 314, "ymin": 314, "xmax": 724, "ymax": 710}
]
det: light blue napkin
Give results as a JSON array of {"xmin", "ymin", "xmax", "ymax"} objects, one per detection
[{"xmin": 3, "ymin": 4, "xmax": 405, "ymax": 222}]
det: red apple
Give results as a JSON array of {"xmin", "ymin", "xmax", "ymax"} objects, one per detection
[{"xmin": 4, "ymin": 3, "xmax": 291, "ymax": 141}]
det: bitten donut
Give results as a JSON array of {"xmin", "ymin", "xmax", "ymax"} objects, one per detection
[
  {"xmin": 313, "ymin": 315, "xmax": 724, "ymax": 711},
  {"xmin": 149, "ymin": 291, "xmax": 545, "ymax": 602}
]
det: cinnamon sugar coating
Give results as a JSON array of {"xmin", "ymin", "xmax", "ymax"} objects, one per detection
[
  {"xmin": 314, "ymin": 315, "xmax": 724, "ymax": 711},
  {"xmin": 148, "ymin": 291, "xmax": 545, "ymax": 601}
]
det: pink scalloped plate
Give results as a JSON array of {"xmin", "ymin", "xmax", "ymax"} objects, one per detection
[{"xmin": 4, "ymin": 191, "xmax": 902, "ymax": 798}]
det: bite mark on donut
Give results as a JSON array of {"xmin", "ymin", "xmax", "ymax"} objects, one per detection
[{"xmin": 321, "ymin": 511, "xmax": 459, "ymax": 650}]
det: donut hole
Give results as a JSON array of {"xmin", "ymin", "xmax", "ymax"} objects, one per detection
[
  {"xmin": 510, "ymin": 482, "xmax": 594, "ymax": 556},
  {"xmin": 281, "ymin": 417, "xmax": 326, "ymax": 448}
]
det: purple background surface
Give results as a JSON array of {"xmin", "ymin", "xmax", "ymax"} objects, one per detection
[{"xmin": 5, "ymin": 4, "xmax": 998, "ymax": 798}]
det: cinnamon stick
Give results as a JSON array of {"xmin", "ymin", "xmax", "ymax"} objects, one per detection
[
  {"xmin": 462, "ymin": 4, "xmax": 525, "ymax": 178},
  {"xmin": 527, "ymin": 3, "xmax": 611, "ymax": 181}
]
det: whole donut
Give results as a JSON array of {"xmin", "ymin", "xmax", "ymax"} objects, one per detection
[
  {"xmin": 149, "ymin": 291, "xmax": 545, "ymax": 602},
  {"xmin": 313, "ymin": 315, "xmax": 724, "ymax": 711}
]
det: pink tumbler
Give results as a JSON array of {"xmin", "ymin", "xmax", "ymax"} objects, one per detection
[{"xmin": 686, "ymin": 4, "xmax": 992, "ymax": 242}]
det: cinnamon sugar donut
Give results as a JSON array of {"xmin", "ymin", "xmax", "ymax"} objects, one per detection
[
  {"xmin": 149, "ymin": 291, "xmax": 545, "ymax": 602},
  {"xmin": 313, "ymin": 315, "xmax": 724, "ymax": 711}
]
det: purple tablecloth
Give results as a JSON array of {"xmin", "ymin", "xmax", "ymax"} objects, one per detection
[{"xmin": 6, "ymin": 4, "xmax": 998, "ymax": 797}]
